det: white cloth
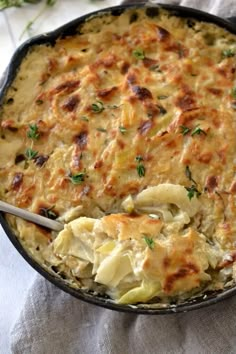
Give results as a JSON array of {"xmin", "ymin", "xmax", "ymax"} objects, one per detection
[
  {"xmin": 0, "ymin": 226, "xmax": 36, "ymax": 352},
  {"xmin": 3, "ymin": 1, "xmax": 236, "ymax": 353},
  {"xmin": 10, "ymin": 276, "xmax": 236, "ymax": 354}
]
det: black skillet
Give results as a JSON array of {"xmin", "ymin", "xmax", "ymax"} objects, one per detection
[{"xmin": 0, "ymin": 2, "xmax": 236, "ymax": 314}]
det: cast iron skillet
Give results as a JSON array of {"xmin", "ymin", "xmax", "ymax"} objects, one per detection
[{"xmin": 0, "ymin": 2, "xmax": 236, "ymax": 315}]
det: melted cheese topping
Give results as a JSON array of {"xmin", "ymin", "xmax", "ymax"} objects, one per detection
[{"xmin": 0, "ymin": 7, "xmax": 236, "ymax": 306}]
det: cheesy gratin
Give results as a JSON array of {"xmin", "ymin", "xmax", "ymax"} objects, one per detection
[{"xmin": 0, "ymin": 7, "xmax": 236, "ymax": 306}]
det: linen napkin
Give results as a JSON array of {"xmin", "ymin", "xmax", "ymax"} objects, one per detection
[{"xmin": 10, "ymin": 1, "xmax": 236, "ymax": 353}]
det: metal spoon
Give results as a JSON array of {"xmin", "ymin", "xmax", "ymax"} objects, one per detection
[{"xmin": 0, "ymin": 200, "xmax": 64, "ymax": 231}]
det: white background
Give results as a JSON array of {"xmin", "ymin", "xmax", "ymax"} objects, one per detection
[{"xmin": 0, "ymin": 1, "xmax": 120, "ymax": 352}]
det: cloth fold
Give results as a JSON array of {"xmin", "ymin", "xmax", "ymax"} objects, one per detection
[
  {"xmin": 10, "ymin": 1, "xmax": 236, "ymax": 353},
  {"xmin": 10, "ymin": 275, "xmax": 236, "ymax": 354}
]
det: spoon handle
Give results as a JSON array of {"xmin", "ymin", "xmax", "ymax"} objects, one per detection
[{"xmin": 0, "ymin": 200, "xmax": 63, "ymax": 231}]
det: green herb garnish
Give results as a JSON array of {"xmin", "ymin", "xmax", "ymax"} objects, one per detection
[
  {"xmin": 185, "ymin": 185, "xmax": 201, "ymax": 200},
  {"xmin": 149, "ymin": 64, "xmax": 162, "ymax": 72},
  {"xmin": 19, "ymin": 0, "xmax": 57, "ymax": 39},
  {"xmin": 119, "ymin": 126, "xmax": 127, "ymax": 134},
  {"xmin": 25, "ymin": 148, "xmax": 38, "ymax": 160},
  {"xmin": 27, "ymin": 124, "xmax": 40, "ymax": 140},
  {"xmin": 137, "ymin": 164, "xmax": 145, "ymax": 177},
  {"xmin": 135, "ymin": 155, "xmax": 145, "ymax": 177},
  {"xmin": 185, "ymin": 165, "xmax": 197, "ymax": 185},
  {"xmin": 107, "ymin": 104, "xmax": 119, "ymax": 109},
  {"xmin": 69, "ymin": 172, "xmax": 86, "ymax": 185},
  {"xmin": 180, "ymin": 125, "xmax": 191, "ymax": 136},
  {"xmin": 232, "ymin": 87, "xmax": 236, "ymax": 99},
  {"xmin": 0, "ymin": 0, "xmax": 41, "ymax": 10},
  {"xmin": 135, "ymin": 155, "xmax": 144, "ymax": 163},
  {"xmin": 132, "ymin": 48, "xmax": 145, "ymax": 60},
  {"xmin": 91, "ymin": 101, "xmax": 104, "ymax": 113},
  {"xmin": 222, "ymin": 49, "xmax": 235, "ymax": 58},
  {"xmin": 191, "ymin": 125, "xmax": 206, "ymax": 136},
  {"xmin": 96, "ymin": 127, "xmax": 107, "ymax": 133},
  {"xmin": 40, "ymin": 205, "xmax": 57, "ymax": 220},
  {"xmin": 143, "ymin": 235, "xmax": 155, "ymax": 250},
  {"xmin": 185, "ymin": 165, "xmax": 192, "ymax": 181}
]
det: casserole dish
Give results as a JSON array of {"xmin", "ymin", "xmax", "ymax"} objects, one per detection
[{"xmin": 0, "ymin": 2, "xmax": 236, "ymax": 314}]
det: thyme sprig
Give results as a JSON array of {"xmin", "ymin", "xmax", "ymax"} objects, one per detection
[
  {"xmin": 191, "ymin": 125, "xmax": 207, "ymax": 137},
  {"xmin": 185, "ymin": 185, "xmax": 201, "ymax": 200},
  {"xmin": 25, "ymin": 147, "xmax": 38, "ymax": 160},
  {"xmin": 132, "ymin": 48, "xmax": 145, "ymax": 60},
  {"xmin": 0, "ymin": 0, "xmax": 40, "ymax": 10},
  {"xmin": 27, "ymin": 124, "xmax": 40, "ymax": 140},
  {"xmin": 222, "ymin": 49, "xmax": 235, "ymax": 58},
  {"xmin": 143, "ymin": 235, "xmax": 155, "ymax": 250},
  {"xmin": 135, "ymin": 155, "xmax": 145, "ymax": 177},
  {"xmin": 185, "ymin": 166, "xmax": 201, "ymax": 200},
  {"xmin": 40, "ymin": 205, "xmax": 57, "ymax": 220},
  {"xmin": 20, "ymin": 0, "xmax": 57, "ymax": 39},
  {"xmin": 91, "ymin": 101, "xmax": 104, "ymax": 113},
  {"xmin": 185, "ymin": 165, "xmax": 197, "ymax": 185},
  {"xmin": 69, "ymin": 172, "xmax": 86, "ymax": 185}
]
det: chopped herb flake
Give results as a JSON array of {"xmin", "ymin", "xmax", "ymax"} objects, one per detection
[
  {"xmin": 180, "ymin": 125, "xmax": 191, "ymax": 136},
  {"xmin": 185, "ymin": 185, "xmax": 201, "ymax": 200},
  {"xmin": 132, "ymin": 48, "xmax": 145, "ymax": 60},
  {"xmin": 47, "ymin": 0, "xmax": 56, "ymax": 5},
  {"xmin": 40, "ymin": 205, "xmax": 57, "ymax": 220},
  {"xmin": 107, "ymin": 104, "xmax": 119, "ymax": 109},
  {"xmin": 119, "ymin": 126, "xmax": 127, "ymax": 134},
  {"xmin": 185, "ymin": 165, "xmax": 192, "ymax": 181},
  {"xmin": 143, "ymin": 235, "xmax": 155, "ymax": 250},
  {"xmin": 135, "ymin": 155, "xmax": 144, "ymax": 163},
  {"xmin": 137, "ymin": 163, "xmax": 145, "ymax": 177},
  {"xmin": 91, "ymin": 101, "xmax": 104, "ymax": 113},
  {"xmin": 149, "ymin": 64, "xmax": 162, "ymax": 72},
  {"xmin": 185, "ymin": 165, "xmax": 197, "ymax": 185},
  {"xmin": 69, "ymin": 172, "xmax": 86, "ymax": 184},
  {"xmin": 232, "ymin": 87, "xmax": 236, "ymax": 99},
  {"xmin": 136, "ymin": 155, "xmax": 145, "ymax": 177},
  {"xmin": 191, "ymin": 125, "xmax": 206, "ymax": 136},
  {"xmin": 25, "ymin": 148, "xmax": 38, "ymax": 160},
  {"xmin": 27, "ymin": 124, "xmax": 40, "ymax": 140},
  {"xmin": 96, "ymin": 127, "xmax": 107, "ymax": 133},
  {"xmin": 222, "ymin": 49, "xmax": 235, "ymax": 58}
]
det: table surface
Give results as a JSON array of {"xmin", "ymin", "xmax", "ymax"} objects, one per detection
[{"xmin": 0, "ymin": 1, "xmax": 120, "ymax": 352}]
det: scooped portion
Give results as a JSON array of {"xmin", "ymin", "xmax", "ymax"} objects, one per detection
[{"xmin": 53, "ymin": 184, "xmax": 222, "ymax": 304}]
